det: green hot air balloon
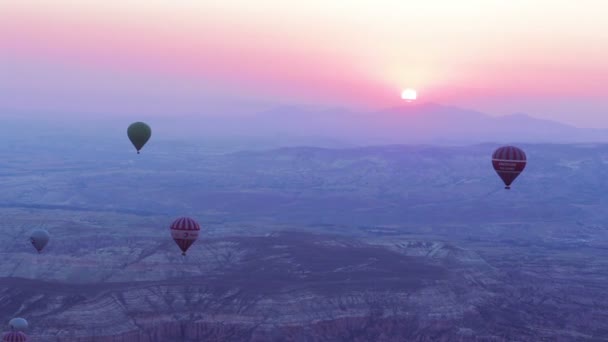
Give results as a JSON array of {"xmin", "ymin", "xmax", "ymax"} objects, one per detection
[
  {"xmin": 127, "ymin": 122, "xmax": 152, "ymax": 154},
  {"xmin": 30, "ymin": 229, "xmax": 50, "ymax": 253}
]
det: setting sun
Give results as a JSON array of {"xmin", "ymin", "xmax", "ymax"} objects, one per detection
[{"xmin": 401, "ymin": 88, "xmax": 417, "ymax": 102}]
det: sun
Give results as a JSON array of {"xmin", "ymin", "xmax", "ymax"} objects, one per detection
[{"xmin": 401, "ymin": 88, "xmax": 417, "ymax": 102}]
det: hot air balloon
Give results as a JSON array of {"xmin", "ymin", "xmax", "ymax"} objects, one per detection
[
  {"xmin": 127, "ymin": 122, "xmax": 152, "ymax": 154},
  {"xmin": 492, "ymin": 145, "xmax": 527, "ymax": 189},
  {"xmin": 29, "ymin": 230, "xmax": 49, "ymax": 253},
  {"xmin": 7, "ymin": 318, "xmax": 27, "ymax": 332},
  {"xmin": 2, "ymin": 331, "xmax": 27, "ymax": 342},
  {"xmin": 170, "ymin": 217, "xmax": 200, "ymax": 256}
]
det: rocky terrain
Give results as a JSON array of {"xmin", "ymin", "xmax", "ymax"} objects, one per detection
[
  {"xmin": 0, "ymin": 141, "xmax": 608, "ymax": 340},
  {"xmin": 1, "ymin": 231, "xmax": 607, "ymax": 341},
  {"xmin": 0, "ymin": 233, "xmax": 485, "ymax": 341}
]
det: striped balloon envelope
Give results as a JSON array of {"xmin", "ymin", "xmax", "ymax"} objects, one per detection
[
  {"xmin": 170, "ymin": 217, "xmax": 200, "ymax": 256},
  {"xmin": 2, "ymin": 331, "xmax": 28, "ymax": 342},
  {"xmin": 491, "ymin": 145, "xmax": 527, "ymax": 189}
]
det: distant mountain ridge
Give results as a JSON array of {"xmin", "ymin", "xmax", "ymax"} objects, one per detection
[
  {"xmin": 245, "ymin": 102, "xmax": 608, "ymax": 145},
  {"xmin": 160, "ymin": 102, "xmax": 608, "ymax": 145},
  {"xmin": 3, "ymin": 102, "xmax": 608, "ymax": 147}
]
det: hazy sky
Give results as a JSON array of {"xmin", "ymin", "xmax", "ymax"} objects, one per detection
[{"xmin": 1, "ymin": 1, "xmax": 607, "ymax": 127}]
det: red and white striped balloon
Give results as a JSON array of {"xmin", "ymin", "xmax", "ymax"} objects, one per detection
[
  {"xmin": 2, "ymin": 331, "xmax": 28, "ymax": 342},
  {"xmin": 491, "ymin": 145, "xmax": 527, "ymax": 189},
  {"xmin": 170, "ymin": 217, "xmax": 200, "ymax": 256}
]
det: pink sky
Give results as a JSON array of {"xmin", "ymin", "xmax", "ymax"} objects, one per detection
[{"xmin": 1, "ymin": 1, "xmax": 607, "ymax": 127}]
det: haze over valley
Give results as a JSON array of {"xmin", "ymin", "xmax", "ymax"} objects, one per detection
[{"xmin": 0, "ymin": 118, "xmax": 607, "ymax": 340}]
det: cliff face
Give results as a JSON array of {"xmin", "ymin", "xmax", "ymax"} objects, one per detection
[{"xmin": 1, "ymin": 233, "xmax": 503, "ymax": 341}]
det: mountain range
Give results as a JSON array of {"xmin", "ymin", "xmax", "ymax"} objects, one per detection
[
  {"xmin": 3, "ymin": 103, "xmax": 608, "ymax": 149},
  {"xmin": 141, "ymin": 103, "xmax": 608, "ymax": 146}
]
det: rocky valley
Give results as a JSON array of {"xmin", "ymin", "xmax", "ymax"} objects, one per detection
[{"xmin": 0, "ymin": 141, "xmax": 607, "ymax": 341}]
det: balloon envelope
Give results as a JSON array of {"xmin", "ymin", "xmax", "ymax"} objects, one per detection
[
  {"xmin": 8, "ymin": 318, "xmax": 27, "ymax": 331},
  {"xmin": 2, "ymin": 331, "xmax": 27, "ymax": 342},
  {"xmin": 491, "ymin": 145, "xmax": 527, "ymax": 189},
  {"xmin": 127, "ymin": 122, "xmax": 152, "ymax": 153},
  {"xmin": 170, "ymin": 217, "xmax": 200, "ymax": 256},
  {"xmin": 29, "ymin": 230, "xmax": 49, "ymax": 253}
]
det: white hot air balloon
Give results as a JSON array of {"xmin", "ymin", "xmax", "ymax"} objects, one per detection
[{"xmin": 8, "ymin": 318, "xmax": 28, "ymax": 331}]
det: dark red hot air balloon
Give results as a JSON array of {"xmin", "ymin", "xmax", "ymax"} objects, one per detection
[
  {"xmin": 2, "ymin": 331, "xmax": 28, "ymax": 342},
  {"xmin": 492, "ymin": 145, "xmax": 526, "ymax": 189},
  {"xmin": 170, "ymin": 217, "xmax": 200, "ymax": 256}
]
